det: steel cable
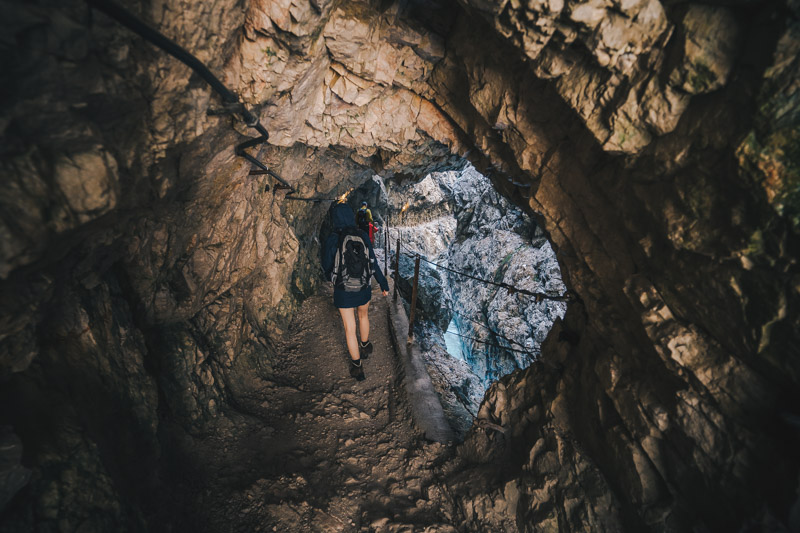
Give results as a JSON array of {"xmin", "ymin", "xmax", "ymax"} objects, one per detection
[
  {"xmin": 443, "ymin": 329, "xmax": 534, "ymax": 355},
  {"xmin": 445, "ymin": 306, "xmax": 534, "ymax": 356},
  {"xmin": 391, "ymin": 243, "xmax": 564, "ymax": 357},
  {"xmin": 394, "ymin": 242, "xmax": 573, "ymax": 303},
  {"xmin": 86, "ymin": 0, "xmax": 294, "ymax": 191}
]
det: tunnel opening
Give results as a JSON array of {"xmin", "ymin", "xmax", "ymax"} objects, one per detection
[{"xmin": 344, "ymin": 165, "xmax": 568, "ymax": 433}]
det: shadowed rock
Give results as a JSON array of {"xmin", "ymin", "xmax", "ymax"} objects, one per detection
[{"xmin": 0, "ymin": 0, "xmax": 798, "ymax": 531}]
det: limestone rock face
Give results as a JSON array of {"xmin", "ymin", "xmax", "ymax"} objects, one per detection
[
  {"xmin": 446, "ymin": 168, "xmax": 567, "ymax": 384},
  {"xmin": 668, "ymin": 5, "xmax": 739, "ymax": 95},
  {"xmin": 389, "ymin": 179, "xmax": 460, "ymax": 261},
  {"xmin": 395, "ymin": 252, "xmax": 451, "ymax": 330},
  {"xmin": 1, "ymin": 0, "xmax": 798, "ymax": 531}
]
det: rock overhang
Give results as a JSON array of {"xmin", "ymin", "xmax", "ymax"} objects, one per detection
[{"xmin": 0, "ymin": 0, "xmax": 798, "ymax": 531}]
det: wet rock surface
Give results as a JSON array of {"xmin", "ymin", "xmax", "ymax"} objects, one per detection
[{"xmin": 394, "ymin": 252, "xmax": 451, "ymax": 331}]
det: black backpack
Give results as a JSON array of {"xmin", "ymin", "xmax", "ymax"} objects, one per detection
[
  {"xmin": 332, "ymin": 228, "xmax": 371, "ymax": 292},
  {"xmin": 356, "ymin": 209, "xmax": 368, "ymax": 229}
]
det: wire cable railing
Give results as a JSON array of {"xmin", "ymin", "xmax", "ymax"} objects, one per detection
[
  {"xmin": 87, "ymin": 0, "xmax": 350, "ymax": 204},
  {"xmin": 86, "ymin": 0, "xmax": 296, "ymax": 192},
  {"xmin": 395, "ymin": 241, "xmax": 574, "ymax": 303},
  {"xmin": 90, "ymin": 0, "xmax": 370, "ymax": 204},
  {"xmin": 445, "ymin": 306, "xmax": 535, "ymax": 357},
  {"xmin": 388, "ymin": 237, "xmax": 571, "ymax": 368},
  {"xmin": 388, "ymin": 234, "xmax": 569, "ymax": 384},
  {"xmin": 444, "ymin": 329, "xmax": 534, "ymax": 356}
]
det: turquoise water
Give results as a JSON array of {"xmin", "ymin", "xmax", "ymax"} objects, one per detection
[{"xmin": 443, "ymin": 318, "xmax": 464, "ymax": 361}]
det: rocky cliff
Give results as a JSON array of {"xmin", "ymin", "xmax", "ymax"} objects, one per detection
[
  {"xmin": 381, "ymin": 166, "xmax": 566, "ymax": 386},
  {"xmin": 356, "ymin": 171, "xmax": 461, "ymax": 259},
  {"xmin": 1, "ymin": 0, "xmax": 798, "ymax": 531},
  {"xmin": 358, "ymin": 167, "xmax": 564, "ymax": 423},
  {"xmin": 445, "ymin": 167, "xmax": 567, "ymax": 385}
]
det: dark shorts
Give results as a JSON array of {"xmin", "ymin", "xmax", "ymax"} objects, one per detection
[{"xmin": 333, "ymin": 286, "xmax": 371, "ymax": 309}]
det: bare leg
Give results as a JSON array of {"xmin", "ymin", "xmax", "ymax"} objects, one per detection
[
  {"xmin": 357, "ymin": 302, "xmax": 370, "ymax": 343},
  {"xmin": 338, "ymin": 307, "xmax": 360, "ymax": 361}
]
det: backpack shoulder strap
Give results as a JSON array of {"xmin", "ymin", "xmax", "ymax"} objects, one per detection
[{"xmin": 332, "ymin": 230, "xmax": 347, "ymax": 285}]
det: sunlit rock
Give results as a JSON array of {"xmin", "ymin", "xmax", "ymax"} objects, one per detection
[{"xmin": 669, "ymin": 5, "xmax": 739, "ymax": 95}]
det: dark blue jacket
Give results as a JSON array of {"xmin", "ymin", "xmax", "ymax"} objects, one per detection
[{"xmin": 322, "ymin": 203, "xmax": 389, "ymax": 308}]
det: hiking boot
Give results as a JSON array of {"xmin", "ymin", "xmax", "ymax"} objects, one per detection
[
  {"xmin": 359, "ymin": 340, "xmax": 373, "ymax": 359},
  {"xmin": 349, "ymin": 359, "xmax": 365, "ymax": 381}
]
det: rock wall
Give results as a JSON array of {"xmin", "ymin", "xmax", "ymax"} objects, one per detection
[
  {"xmin": 1, "ymin": 0, "xmax": 798, "ymax": 530},
  {"xmin": 445, "ymin": 2, "xmax": 800, "ymax": 531},
  {"xmin": 351, "ymin": 171, "xmax": 462, "ymax": 259},
  {"xmin": 446, "ymin": 168, "xmax": 567, "ymax": 385}
]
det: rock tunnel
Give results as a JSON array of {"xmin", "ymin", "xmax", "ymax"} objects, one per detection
[{"xmin": 1, "ymin": 0, "xmax": 799, "ymax": 531}]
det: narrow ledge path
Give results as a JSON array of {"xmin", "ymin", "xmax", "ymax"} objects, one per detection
[{"xmin": 167, "ymin": 282, "xmax": 461, "ymax": 533}]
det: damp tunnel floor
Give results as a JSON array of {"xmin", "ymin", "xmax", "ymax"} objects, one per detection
[{"xmin": 147, "ymin": 283, "xmax": 458, "ymax": 533}]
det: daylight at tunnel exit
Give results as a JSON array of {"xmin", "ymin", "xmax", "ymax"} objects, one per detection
[{"xmin": 1, "ymin": 0, "xmax": 799, "ymax": 531}]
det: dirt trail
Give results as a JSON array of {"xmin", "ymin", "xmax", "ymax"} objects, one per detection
[{"xmin": 170, "ymin": 282, "xmax": 460, "ymax": 532}]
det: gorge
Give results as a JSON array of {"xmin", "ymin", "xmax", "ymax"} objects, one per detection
[
  {"xmin": 1, "ymin": 0, "xmax": 799, "ymax": 531},
  {"xmin": 358, "ymin": 167, "xmax": 566, "ymax": 432}
]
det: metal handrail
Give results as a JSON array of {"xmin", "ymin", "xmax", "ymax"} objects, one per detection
[{"xmin": 86, "ymin": 0, "xmax": 292, "ymax": 192}]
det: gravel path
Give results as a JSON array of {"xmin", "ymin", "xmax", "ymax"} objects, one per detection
[{"xmin": 168, "ymin": 283, "xmax": 460, "ymax": 532}]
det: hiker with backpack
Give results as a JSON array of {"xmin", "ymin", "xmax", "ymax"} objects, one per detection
[
  {"xmin": 322, "ymin": 203, "xmax": 390, "ymax": 381},
  {"xmin": 367, "ymin": 221, "xmax": 379, "ymax": 245},
  {"xmin": 356, "ymin": 201, "xmax": 372, "ymax": 233}
]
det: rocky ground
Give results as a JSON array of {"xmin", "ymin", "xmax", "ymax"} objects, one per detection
[{"xmin": 157, "ymin": 283, "xmax": 460, "ymax": 533}]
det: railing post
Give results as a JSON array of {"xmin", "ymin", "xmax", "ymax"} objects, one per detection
[
  {"xmin": 384, "ymin": 224, "xmax": 389, "ymax": 277},
  {"xmin": 393, "ymin": 237, "xmax": 401, "ymax": 302},
  {"xmin": 407, "ymin": 254, "xmax": 421, "ymax": 344}
]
